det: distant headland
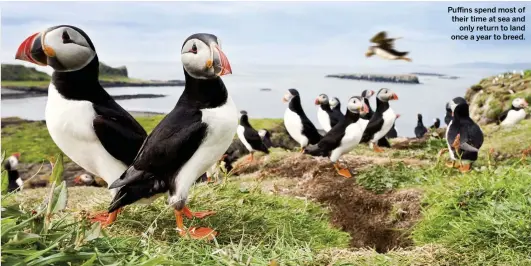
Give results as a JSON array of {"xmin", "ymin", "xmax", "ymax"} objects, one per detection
[{"xmin": 325, "ymin": 73, "xmax": 420, "ymax": 84}]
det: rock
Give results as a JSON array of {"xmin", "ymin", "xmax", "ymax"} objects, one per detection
[{"xmin": 326, "ymin": 73, "xmax": 420, "ymax": 84}]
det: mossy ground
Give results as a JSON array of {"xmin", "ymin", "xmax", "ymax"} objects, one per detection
[{"xmin": 2, "ymin": 116, "xmax": 531, "ymax": 265}]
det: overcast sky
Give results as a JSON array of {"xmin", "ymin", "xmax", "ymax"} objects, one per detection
[{"xmin": 2, "ymin": 1, "xmax": 530, "ymax": 70}]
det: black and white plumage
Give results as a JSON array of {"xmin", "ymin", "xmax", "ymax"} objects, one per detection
[
  {"xmin": 361, "ymin": 88, "xmax": 398, "ymax": 151},
  {"xmin": 444, "ymin": 103, "xmax": 452, "ymax": 126},
  {"xmin": 414, "ymin": 114, "xmax": 428, "ymax": 138},
  {"xmin": 304, "ymin": 97, "xmax": 369, "ymax": 177},
  {"xmin": 386, "ymin": 123, "xmax": 398, "ymax": 138},
  {"xmin": 4, "ymin": 153, "xmax": 23, "ymax": 193},
  {"xmin": 361, "ymin": 89, "xmax": 393, "ymax": 146},
  {"xmin": 283, "ymin": 89, "xmax": 322, "ymax": 150},
  {"xmin": 446, "ymin": 97, "xmax": 483, "ymax": 167},
  {"xmin": 315, "ymin": 94, "xmax": 345, "ymax": 132},
  {"xmin": 15, "ymin": 26, "xmax": 147, "ymax": 211},
  {"xmin": 329, "ymin": 97, "xmax": 343, "ymax": 116},
  {"xmin": 236, "ymin": 110, "xmax": 269, "ymax": 159},
  {"xmin": 430, "ymin": 118, "xmax": 441, "ymax": 129},
  {"xmin": 108, "ymin": 33, "xmax": 236, "ymax": 221},
  {"xmin": 366, "ymin": 31, "xmax": 411, "ymax": 62},
  {"xmin": 258, "ymin": 129, "xmax": 274, "ymax": 148},
  {"xmin": 497, "ymin": 98, "xmax": 528, "ymax": 126}
]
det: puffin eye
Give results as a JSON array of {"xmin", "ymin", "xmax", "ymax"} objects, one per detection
[
  {"xmin": 190, "ymin": 44, "xmax": 197, "ymax": 54},
  {"xmin": 62, "ymin": 30, "xmax": 74, "ymax": 44}
]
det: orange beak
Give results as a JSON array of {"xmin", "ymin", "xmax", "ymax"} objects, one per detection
[
  {"xmin": 391, "ymin": 93, "xmax": 399, "ymax": 100},
  {"xmin": 12, "ymin": 152, "xmax": 21, "ymax": 160},
  {"xmin": 74, "ymin": 175, "xmax": 83, "ymax": 185},
  {"xmin": 362, "ymin": 103, "xmax": 369, "ymax": 113},
  {"xmin": 215, "ymin": 45, "xmax": 232, "ymax": 76},
  {"xmin": 15, "ymin": 32, "xmax": 48, "ymax": 66},
  {"xmin": 314, "ymin": 98, "xmax": 320, "ymax": 105},
  {"xmin": 523, "ymin": 100, "xmax": 529, "ymax": 108},
  {"xmin": 396, "ymin": 114, "xmax": 401, "ymax": 119}
]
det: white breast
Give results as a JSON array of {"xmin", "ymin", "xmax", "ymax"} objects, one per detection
[
  {"xmin": 317, "ymin": 107, "xmax": 331, "ymax": 132},
  {"xmin": 45, "ymin": 84, "xmax": 127, "ymax": 196},
  {"xmin": 284, "ymin": 108, "xmax": 308, "ymax": 147},
  {"xmin": 371, "ymin": 108, "xmax": 396, "ymax": 142},
  {"xmin": 237, "ymin": 125, "xmax": 253, "ymax": 152},
  {"xmin": 500, "ymin": 109, "xmax": 526, "ymax": 126},
  {"xmin": 375, "ymin": 47, "xmax": 399, "ymax": 59},
  {"xmin": 445, "ymin": 121, "xmax": 456, "ymax": 160},
  {"xmin": 171, "ymin": 96, "xmax": 238, "ymax": 207},
  {"xmin": 330, "ymin": 121, "xmax": 365, "ymax": 162}
]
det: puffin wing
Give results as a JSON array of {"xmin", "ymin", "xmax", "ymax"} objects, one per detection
[
  {"xmin": 459, "ymin": 121, "xmax": 484, "ymax": 151},
  {"xmin": 305, "ymin": 122, "xmax": 346, "ymax": 156},
  {"xmin": 244, "ymin": 127, "xmax": 269, "ymax": 153},
  {"xmin": 329, "ymin": 111, "xmax": 345, "ymax": 128},
  {"xmin": 370, "ymin": 31, "xmax": 388, "ymax": 44},
  {"xmin": 497, "ymin": 109, "xmax": 510, "ymax": 124},
  {"xmin": 301, "ymin": 117, "xmax": 323, "ymax": 144},
  {"xmin": 92, "ymin": 104, "xmax": 148, "ymax": 166},
  {"xmin": 361, "ymin": 113, "xmax": 385, "ymax": 142}
]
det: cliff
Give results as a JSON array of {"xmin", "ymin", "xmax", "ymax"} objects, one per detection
[
  {"xmin": 465, "ymin": 70, "xmax": 531, "ymax": 124},
  {"xmin": 326, "ymin": 73, "xmax": 420, "ymax": 84},
  {"xmin": 1, "ymin": 64, "xmax": 50, "ymax": 81}
]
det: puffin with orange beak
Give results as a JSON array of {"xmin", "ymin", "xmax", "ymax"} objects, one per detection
[
  {"xmin": 15, "ymin": 25, "xmax": 148, "ymax": 226},
  {"xmin": 108, "ymin": 33, "xmax": 236, "ymax": 240},
  {"xmin": 360, "ymin": 88, "xmax": 399, "ymax": 152}
]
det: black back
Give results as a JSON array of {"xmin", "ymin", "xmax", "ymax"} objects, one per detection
[
  {"xmin": 240, "ymin": 114, "xmax": 269, "ymax": 154},
  {"xmin": 448, "ymin": 103, "xmax": 484, "ymax": 161},
  {"xmin": 430, "ymin": 118, "xmax": 441, "ymax": 129},
  {"xmin": 414, "ymin": 114, "xmax": 428, "ymax": 138},
  {"xmin": 288, "ymin": 93, "xmax": 322, "ymax": 144},
  {"xmin": 361, "ymin": 97, "xmax": 390, "ymax": 143},
  {"xmin": 386, "ymin": 123, "xmax": 398, "ymax": 138},
  {"xmin": 319, "ymin": 101, "xmax": 345, "ymax": 128}
]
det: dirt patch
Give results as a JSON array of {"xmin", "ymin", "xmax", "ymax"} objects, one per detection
[{"xmin": 234, "ymin": 153, "xmax": 424, "ymax": 253}]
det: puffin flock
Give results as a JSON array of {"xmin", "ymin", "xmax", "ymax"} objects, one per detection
[{"xmin": 8, "ymin": 26, "xmax": 529, "ymax": 240}]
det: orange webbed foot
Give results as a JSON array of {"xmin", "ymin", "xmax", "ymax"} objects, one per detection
[
  {"xmin": 179, "ymin": 227, "xmax": 218, "ymax": 241},
  {"xmin": 334, "ymin": 163, "xmax": 352, "ymax": 178},
  {"xmin": 373, "ymin": 144, "xmax": 384, "ymax": 153},
  {"xmin": 459, "ymin": 164, "xmax": 471, "ymax": 173},
  {"xmin": 182, "ymin": 207, "xmax": 216, "ymax": 219}
]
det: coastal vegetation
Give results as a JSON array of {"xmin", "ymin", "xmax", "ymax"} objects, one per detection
[{"xmin": 326, "ymin": 73, "xmax": 420, "ymax": 84}]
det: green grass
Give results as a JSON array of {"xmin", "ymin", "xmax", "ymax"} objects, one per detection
[{"xmin": 1, "ymin": 80, "xmax": 50, "ymax": 90}]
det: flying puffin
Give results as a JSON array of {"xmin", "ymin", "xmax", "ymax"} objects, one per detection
[
  {"xmin": 446, "ymin": 98, "xmax": 484, "ymax": 173},
  {"xmin": 283, "ymin": 89, "xmax": 323, "ymax": 152},
  {"xmin": 304, "ymin": 96, "xmax": 369, "ymax": 178},
  {"xmin": 366, "ymin": 31, "xmax": 411, "ymax": 62},
  {"xmin": 360, "ymin": 88, "xmax": 399, "ymax": 152},
  {"xmin": 237, "ymin": 110, "xmax": 270, "ymax": 162},
  {"xmin": 315, "ymin": 94, "xmax": 345, "ymax": 132},
  {"xmin": 258, "ymin": 129, "xmax": 274, "ymax": 148},
  {"xmin": 444, "ymin": 103, "xmax": 452, "ymax": 125},
  {"xmin": 15, "ymin": 25, "xmax": 148, "ymax": 225},
  {"xmin": 108, "ymin": 33, "xmax": 235, "ymax": 240},
  {"xmin": 4, "ymin": 153, "xmax": 23, "ymax": 193},
  {"xmin": 497, "ymin": 97, "xmax": 528, "ymax": 126},
  {"xmin": 360, "ymin": 89, "xmax": 395, "ymax": 148},
  {"xmin": 414, "ymin": 114, "xmax": 428, "ymax": 138},
  {"xmin": 430, "ymin": 118, "xmax": 441, "ymax": 129}
]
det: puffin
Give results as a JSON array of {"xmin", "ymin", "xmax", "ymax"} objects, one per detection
[
  {"xmin": 414, "ymin": 114, "xmax": 428, "ymax": 138},
  {"xmin": 108, "ymin": 33, "xmax": 235, "ymax": 240},
  {"xmin": 3, "ymin": 153, "xmax": 23, "ymax": 193},
  {"xmin": 360, "ymin": 88, "xmax": 399, "ymax": 152},
  {"xmin": 315, "ymin": 94, "xmax": 345, "ymax": 132},
  {"xmin": 445, "ymin": 98, "xmax": 484, "ymax": 172},
  {"xmin": 73, "ymin": 173, "xmax": 105, "ymax": 187},
  {"xmin": 366, "ymin": 31, "xmax": 411, "ymax": 62},
  {"xmin": 444, "ymin": 103, "xmax": 452, "ymax": 125},
  {"xmin": 236, "ymin": 110, "xmax": 270, "ymax": 162},
  {"xmin": 304, "ymin": 96, "xmax": 369, "ymax": 178},
  {"xmin": 258, "ymin": 129, "xmax": 274, "ymax": 148},
  {"xmin": 497, "ymin": 97, "xmax": 528, "ymax": 126},
  {"xmin": 360, "ymin": 89, "xmax": 395, "ymax": 148},
  {"xmin": 329, "ymin": 97, "xmax": 342, "ymax": 114},
  {"xmin": 283, "ymin": 89, "xmax": 323, "ymax": 152},
  {"xmin": 15, "ymin": 25, "xmax": 147, "ymax": 225},
  {"xmin": 430, "ymin": 118, "xmax": 441, "ymax": 129}
]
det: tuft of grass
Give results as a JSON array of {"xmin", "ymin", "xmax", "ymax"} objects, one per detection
[
  {"xmin": 355, "ymin": 162, "xmax": 426, "ymax": 193},
  {"xmin": 412, "ymin": 167, "xmax": 531, "ymax": 265}
]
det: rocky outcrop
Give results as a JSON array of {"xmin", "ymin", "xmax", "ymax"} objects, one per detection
[
  {"xmin": 326, "ymin": 73, "xmax": 420, "ymax": 84},
  {"xmin": 465, "ymin": 70, "xmax": 531, "ymax": 125}
]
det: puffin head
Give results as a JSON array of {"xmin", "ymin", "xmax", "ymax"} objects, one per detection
[
  {"xmin": 449, "ymin": 97, "xmax": 467, "ymax": 115},
  {"xmin": 417, "ymin": 113, "xmax": 423, "ymax": 120},
  {"xmin": 15, "ymin": 25, "xmax": 96, "ymax": 72},
  {"xmin": 512, "ymin": 97, "xmax": 528, "ymax": 109},
  {"xmin": 315, "ymin": 94, "xmax": 329, "ymax": 105},
  {"xmin": 376, "ymin": 88, "xmax": 398, "ymax": 102},
  {"xmin": 5, "ymin": 153, "xmax": 20, "ymax": 170},
  {"xmin": 282, "ymin": 88, "xmax": 299, "ymax": 103},
  {"xmin": 258, "ymin": 129, "xmax": 270, "ymax": 138},
  {"xmin": 181, "ymin": 33, "xmax": 232, "ymax": 79},
  {"xmin": 361, "ymin": 89, "xmax": 375, "ymax": 99},
  {"xmin": 240, "ymin": 110, "xmax": 248, "ymax": 116},
  {"xmin": 347, "ymin": 96, "xmax": 369, "ymax": 115},
  {"xmin": 329, "ymin": 97, "xmax": 340, "ymax": 109},
  {"xmin": 74, "ymin": 173, "xmax": 94, "ymax": 185},
  {"xmin": 365, "ymin": 47, "xmax": 375, "ymax": 57}
]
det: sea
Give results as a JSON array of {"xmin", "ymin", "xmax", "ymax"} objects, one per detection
[{"xmin": 1, "ymin": 62, "xmax": 504, "ymax": 137}]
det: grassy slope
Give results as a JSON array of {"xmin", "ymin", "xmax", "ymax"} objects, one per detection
[{"xmin": 2, "ymin": 117, "xmax": 531, "ymax": 265}]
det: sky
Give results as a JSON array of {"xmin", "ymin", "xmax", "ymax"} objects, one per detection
[{"xmin": 2, "ymin": 1, "xmax": 530, "ymax": 73}]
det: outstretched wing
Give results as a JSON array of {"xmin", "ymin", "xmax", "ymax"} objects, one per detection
[{"xmin": 370, "ymin": 31, "xmax": 388, "ymax": 44}]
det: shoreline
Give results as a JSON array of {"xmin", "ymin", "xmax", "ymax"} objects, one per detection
[
  {"xmin": 1, "ymin": 80, "xmax": 183, "ymax": 100},
  {"xmin": 326, "ymin": 73, "xmax": 421, "ymax": 84}
]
